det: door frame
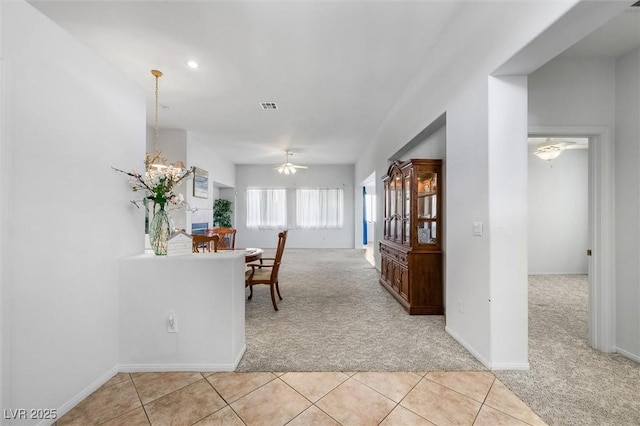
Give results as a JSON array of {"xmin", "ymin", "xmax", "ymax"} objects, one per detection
[{"xmin": 529, "ymin": 125, "xmax": 615, "ymax": 353}]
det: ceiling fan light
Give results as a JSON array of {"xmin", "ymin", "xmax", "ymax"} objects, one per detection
[{"xmin": 275, "ymin": 151, "xmax": 307, "ymax": 175}]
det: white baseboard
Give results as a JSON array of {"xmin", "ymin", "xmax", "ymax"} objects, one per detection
[
  {"xmin": 490, "ymin": 362, "xmax": 530, "ymax": 371},
  {"xmin": 118, "ymin": 363, "xmax": 237, "ymax": 373},
  {"xmin": 616, "ymin": 347, "xmax": 640, "ymax": 364},
  {"xmin": 445, "ymin": 326, "xmax": 529, "ymax": 371},
  {"xmin": 445, "ymin": 326, "xmax": 492, "ymax": 369},
  {"xmin": 528, "ymin": 272, "xmax": 588, "ymax": 276},
  {"xmin": 44, "ymin": 365, "xmax": 119, "ymax": 426},
  {"xmin": 118, "ymin": 344, "xmax": 247, "ymax": 373}
]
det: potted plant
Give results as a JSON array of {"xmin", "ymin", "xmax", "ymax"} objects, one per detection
[{"xmin": 213, "ymin": 199, "xmax": 233, "ymax": 227}]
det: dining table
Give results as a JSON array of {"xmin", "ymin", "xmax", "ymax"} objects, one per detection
[{"xmin": 244, "ymin": 248, "xmax": 263, "ymax": 263}]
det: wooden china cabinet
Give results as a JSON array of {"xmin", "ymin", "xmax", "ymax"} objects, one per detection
[{"xmin": 379, "ymin": 159, "xmax": 443, "ymax": 315}]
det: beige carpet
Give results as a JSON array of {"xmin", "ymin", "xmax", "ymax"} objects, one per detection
[
  {"xmin": 238, "ymin": 249, "xmax": 640, "ymax": 425},
  {"xmin": 237, "ymin": 248, "xmax": 485, "ymax": 372},
  {"xmin": 496, "ymin": 274, "xmax": 640, "ymax": 425}
]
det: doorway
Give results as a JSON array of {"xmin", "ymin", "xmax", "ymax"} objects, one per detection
[
  {"xmin": 529, "ymin": 126, "xmax": 615, "ymax": 353},
  {"xmin": 362, "ymin": 172, "xmax": 376, "ymax": 266},
  {"xmin": 527, "ymin": 136, "xmax": 588, "ymax": 275}
]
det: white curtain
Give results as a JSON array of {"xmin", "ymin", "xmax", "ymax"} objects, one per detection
[
  {"xmin": 246, "ymin": 189, "xmax": 286, "ymax": 229},
  {"xmin": 296, "ymin": 188, "xmax": 344, "ymax": 228}
]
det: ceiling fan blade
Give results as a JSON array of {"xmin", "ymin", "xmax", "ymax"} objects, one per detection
[{"xmin": 291, "ymin": 165, "xmax": 308, "ymax": 169}]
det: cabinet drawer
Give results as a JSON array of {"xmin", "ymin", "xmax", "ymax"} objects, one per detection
[{"xmin": 380, "ymin": 243, "xmax": 408, "ymax": 265}]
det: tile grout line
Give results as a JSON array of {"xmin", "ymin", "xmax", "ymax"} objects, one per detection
[
  {"xmin": 470, "ymin": 374, "xmax": 496, "ymax": 425},
  {"xmin": 213, "ymin": 377, "xmax": 249, "ymax": 426},
  {"xmin": 383, "ymin": 374, "xmax": 435, "ymax": 425},
  {"xmin": 347, "ymin": 372, "xmax": 424, "ymax": 424},
  {"xmin": 480, "ymin": 378, "xmax": 544, "ymax": 426},
  {"xmin": 134, "ymin": 372, "xmax": 212, "ymax": 425},
  {"xmin": 277, "ymin": 373, "xmax": 348, "ymax": 425},
  {"xmin": 188, "ymin": 373, "xmax": 239, "ymax": 426},
  {"xmin": 127, "ymin": 373, "xmax": 154, "ymax": 426}
]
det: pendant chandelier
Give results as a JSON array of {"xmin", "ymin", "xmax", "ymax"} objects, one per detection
[{"xmin": 145, "ymin": 69, "xmax": 184, "ymax": 171}]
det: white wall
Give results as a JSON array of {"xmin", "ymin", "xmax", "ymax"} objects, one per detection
[
  {"xmin": 529, "ymin": 57, "xmax": 616, "ymax": 128},
  {"xmin": 186, "ymin": 133, "xmax": 235, "ymax": 232},
  {"xmin": 615, "ymin": 47, "xmax": 640, "ymax": 360},
  {"xmin": 0, "ymin": 0, "xmax": 7, "ymax": 414},
  {"xmin": 3, "ymin": 0, "xmax": 143, "ymax": 421},
  {"xmin": 488, "ymin": 75, "xmax": 529, "ymax": 368},
  {"xmin": 528, "ymin": 149, "xmax": 588, "ymax": 275},
  {"xmin": 401, "ymin": 124, "xmax": 447, "ymax": 160},
  {"xmin": 236, "ymin": 164, "xmax": 355, "ymax": 249},
  {"xmin": 188, "ymin": 133, "xmax": 235, "ymax": 189}
]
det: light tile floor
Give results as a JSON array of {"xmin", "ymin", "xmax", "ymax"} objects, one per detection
[{"xmin": 56, "ymin": 371, "xmax": 547, "ymax": 426}]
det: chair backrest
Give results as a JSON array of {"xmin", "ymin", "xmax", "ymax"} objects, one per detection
[
  {"xmin": 212, "ymin": 228, "xmax": 236, "ymax": 250},
  {"xmin": 270, "ymin": 230, "xmax": 288, "ymax": 280},
  {"xmin": 192, "ymin": 234, "xmax": 218, "ymax": 253}
]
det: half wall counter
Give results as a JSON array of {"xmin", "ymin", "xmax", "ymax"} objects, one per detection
[{"xmin": 118, "ymin": 251, "xmax": 246, "ymax": 371}]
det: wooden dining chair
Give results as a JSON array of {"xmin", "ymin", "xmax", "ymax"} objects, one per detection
[
  {"xmin": 192, "ymin": 234, "xmax": 219, "ymax": 253},
  {"xmin": 211, "ymin": 228, "xmax": 237, "ymax": 250},
  {"xmin": 245, "ymin": 230, "xmax": 288, "ymax": 311}
]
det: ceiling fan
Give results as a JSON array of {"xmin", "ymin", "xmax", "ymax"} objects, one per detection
[{"xmin": 274, "ymin": 151, "xmax": 308, "ymax": 174}]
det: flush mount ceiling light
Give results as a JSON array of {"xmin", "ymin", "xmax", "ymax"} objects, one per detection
[
  {"xmin": 274, "ymin": 151, "xmax": 308, "ymax": 175},
  {"xmin": 533, "ymin": 138, "xmax": 575, "ymax": 161},
  {"xmin": 534, "ymin": 144, "xmax": 563, "ymax": 161},
  {"xmin": 186, "ymin": 60, "xmax": 199, "ymax": 69}
]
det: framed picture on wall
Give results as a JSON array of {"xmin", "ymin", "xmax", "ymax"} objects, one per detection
[{"xmin": 193, "ymin": 167, "xmax": 209, "ymax": 199}]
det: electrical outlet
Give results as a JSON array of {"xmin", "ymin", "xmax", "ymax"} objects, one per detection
[
  {"xmin": 167, "ymin": 312, "xmax": 179, "ymax": 333},
  {"xmin": 472, "ymin": 222, "xmax": 483, "ymax": 236}
]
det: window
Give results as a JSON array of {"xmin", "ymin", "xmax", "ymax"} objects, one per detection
[
  {"xmin": 296, "ymin": 188, "xmax": 344, "ymax": 228},
  {"xmin": 246, "ymin": 189, "xmax": 286, "ymax": 229}
]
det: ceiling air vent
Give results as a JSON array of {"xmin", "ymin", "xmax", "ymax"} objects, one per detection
[{"xmin": 260, "ymin": 102, "xmax": 278, "ymax": 110}]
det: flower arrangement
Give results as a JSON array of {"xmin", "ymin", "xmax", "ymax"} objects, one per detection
[{"xmin": 112, "ymin": 165, "xmax": 194, "ymax": 209}]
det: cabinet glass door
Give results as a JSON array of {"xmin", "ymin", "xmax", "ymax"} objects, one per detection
[
  {"xmin": 389, "ymin": 173, "xmax": 400, "ymax": 241},
  {"xmin": 417, "ymin": 221, "xmax": 437, "ymax": 244},
  {"xmin": 403, "ymin": 169, "xmax": 411, "ymax": 245},
  {"xmin": 416, "ymin": 169, "xmax": 438, "ymax": 246}
]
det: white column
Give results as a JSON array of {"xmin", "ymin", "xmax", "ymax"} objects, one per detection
[{"xmin": 488, "ymin": 75, "xmax": 529, "ymax": 369}]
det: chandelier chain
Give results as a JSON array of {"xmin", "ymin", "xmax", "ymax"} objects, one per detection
[{"xmin": 154, "ymin": 70, "xmax": 160, "ymax": 152}]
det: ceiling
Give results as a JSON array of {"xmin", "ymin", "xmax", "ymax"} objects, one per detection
[{"xmin": 27, "ymin": 1, "xmax": 640, "ymax": 166}]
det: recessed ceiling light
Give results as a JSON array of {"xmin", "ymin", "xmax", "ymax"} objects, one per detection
[{"xmin": 186, "ymin": 60, "xmax": 199, "ymax": 69}]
